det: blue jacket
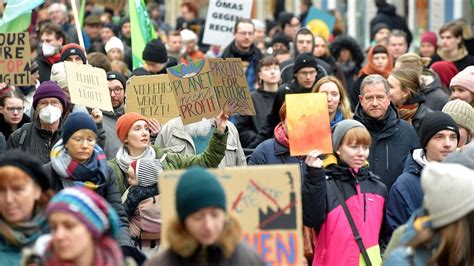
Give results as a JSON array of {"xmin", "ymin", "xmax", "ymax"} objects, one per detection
[
  {"xmin": 353, "ymin": 103, "xmax": 420, "ymax": 191},
  {"xmin": 386, "ymin": 149, "xmax": 424, "ymax": 233},
  {"xmin": 0, "ymin": 237, "xmax": 22, "ymax": 265}
]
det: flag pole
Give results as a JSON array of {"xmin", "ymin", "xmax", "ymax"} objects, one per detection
[{"xmin": 70, "ymin": 0, "xmax": 86, "ymax": 54}]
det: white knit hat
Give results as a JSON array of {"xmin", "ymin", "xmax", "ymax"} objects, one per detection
[
  {"xmin": 442, "ymin": 99, "xmax": 474, "ymax": 132},
  {"xmin": 105, "ymin": 36, "xmax": 124, "ymax": 53},
  {"xmin": 50, "ymin": 62, "xmax": 68, "ymax": 89},
  {"xmin": 421, "ymin": 162, "xmax": 474, "ymax": 228},
  {"xmin": 136, "ymin": 158, "xmax": 163, "ymax": 187},
  {"xmin": 180, "ymin": 29, "xmax": 198, "ymax": 43}
]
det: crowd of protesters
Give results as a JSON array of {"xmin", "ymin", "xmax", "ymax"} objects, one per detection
[{"xmin": 0, "ymin": 0, "xmax": 473, "ymax": 265}]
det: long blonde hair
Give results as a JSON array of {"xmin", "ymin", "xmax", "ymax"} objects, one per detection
[{"xmin": 312, "ymin": 76, "xmax": 353, "ymax": 119}]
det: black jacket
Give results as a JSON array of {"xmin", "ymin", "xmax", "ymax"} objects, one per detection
[
  {"xmin": 0, "ymin": 113, "xmax": 30, "ymax": 140},
  {"xmin": 411, "ymin": 102, "xmax": 431, "ymax": 135},
  {"xmin": 421, "ymin": 70, "xmax": 449, "ymax": 111},
  {"xmin": 36, "ymin": 54, "xmax": 56, "ymax": 83},
  {"xmin": 370, "ymin": 3, "xmax": 413, "ymax": 46},
  {"xmin": 234, "ymin": 90, "xmax": 276, "ymax": 148},
  {"xmin": 0, "ymin": 132, "xmax": 5, "ymax": 155},
  {"xmin": 353, "ymin": 103, "xmax": 420, "ymax": 190}
]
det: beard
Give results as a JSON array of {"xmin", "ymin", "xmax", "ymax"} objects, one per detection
[{"xmin": 184, "ymin": 119, "xmax": 214, "ymax": 137}]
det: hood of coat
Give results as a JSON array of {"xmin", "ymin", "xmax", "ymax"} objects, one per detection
[{"xmin": 167, "ymin": 214, "xmax": 242, "ymax": 259}]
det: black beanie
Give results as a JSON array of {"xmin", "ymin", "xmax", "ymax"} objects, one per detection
[
  {"xmin": 107, "ymin": 71, "xmax": 127, "ymax": 90},
  {"xmin": 271, "ymin": 32, "xmax": 291, "ymax": 50},
  {"xmin": 0, "ymin": 149, "xmax": 50, "ymax": 190},
  {"xmin": 142, "ymin": 39, "xmax": 168, "ymax": 64},
  {"xmin": 60, "ymin": 43, "xmax": 87, "ymax": 64},
  {"xmin": 419, "ymin": 111, "xmax": 460, "ymax": 149},
  {"xmin": 62, "ymin": 112, "xmax": 98, "ymax": 144},
  {"xmin": 370, "ymin": 23, "xmax": 390, "ymax": 41},
  {"xmin": 293, "ymin": 52, "xmax": 318, "ymax": 74}
]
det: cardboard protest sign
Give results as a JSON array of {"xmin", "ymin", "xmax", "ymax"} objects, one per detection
[
  {"xmin": 125, "ymin": 74, "xmax": 180, "ymax": 124},
  {"xmin": 89, "ymin": 0, "xmax": 125, "ymax": 11},
  {"xmin": 64, "ymin": 62, "xmax": 113, "ymax": 112},
  {"xmin": 286, "ymin": 93, "xmax": 332, "ymax": 155},
  {"xmin": 202, "ymin": 0, "xmax": 253, "ymax": 46},
  {"xmin": 0, "ymin": 32, "xmax": 31, "ymax": 86},
  {"xmin": 167, "ymin": 58, "xmax": 255, "ymax": 125},
  {"xmin": 159, "ymin": 165, "xmax": 303, "ymax": 265}
]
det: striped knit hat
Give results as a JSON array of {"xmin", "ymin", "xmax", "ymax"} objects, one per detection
[
  {"xmin": 46, "ymin": 187, "xmax": 120, "ymax": 240},
  {"xmin": 132, "ymin": 159, "xmax": 162, "ymax": 187}
]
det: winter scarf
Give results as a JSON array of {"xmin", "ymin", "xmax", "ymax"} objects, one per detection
[
  {"xmin": 43, "ymin": 236, "xmax": 124, "ymax": 266},
  {"xmin": 358, "ymin": 44, "xmax": 393, "ymax": 78},
  {"xmin": 330, "ymin": 110, "xmax": 345, "ymax": 128},
  {"xmin": 115, "ymin": 146, "xmax": 156, "ymax": 173},
  {"xmin": 437, "ymin": 46, "xmax": 469, "ymax": 62},
  {"xmin": 50, "ymin": 140, "xmax": 109, "ymax": 195},
  {"xmin": 397, "ymin": 93, "xmax": 424, "ymax": 124},
  {"xmin": 274, "ymin": 122, "xmax": 289, "ymax": 147},
  {"xmin": 0, "ymin": 207, "xmax": 48, "ymax": 247}
]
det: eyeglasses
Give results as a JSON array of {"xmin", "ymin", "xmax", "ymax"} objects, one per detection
[
  {"xmin": 236, "ymin": 31, "xmax": 254, "ymax": 36},
  {"xmin": 109, "ymin": 87, "xmax": 124, "ymax": 95},
  {"xmin": 5, "ymin": 107, "xmax": 24, "ymax": 113},
  {"xmin": 69, "ymin": 137, "xmax": 96, "ymax": 146}
]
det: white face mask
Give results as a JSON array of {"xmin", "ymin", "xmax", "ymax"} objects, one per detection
[
  {"xmin": 42, "ymin": 42, "xmax": 58, "ymax": 57},
  {"xmin": 39, "ymin": 104, "xmax": 62, "ymax": 124}
]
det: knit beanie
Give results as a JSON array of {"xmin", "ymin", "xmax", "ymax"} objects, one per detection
[
  {"xmin": 293, "ymin": 52, "xmax": 318, "ymax": 74},
  {"xmin": 180, "ymin": 29, "xmax": 198, "ymax": 43},
  {"xmin": 421, "ymin": 162, "xmax": 474, "ymax": 228},
  {"xmin": 430, "ymin": 61, "xmax": 459, "ymax": 88},
  {"xmin": 106, "ymin": 71, "xmax": 127, "ymax": 91},
  {"xmin": 370, "ymin": 23, "xmax": 390, "ymax": 41},
  {"xmin": 443, "ymin": 143, "xmax": 474, "ymax": 170},
  {"xmin": 332, "ymin": 119, "xmax": 366, "ymax": 152},
  {"xmin": 32, "ymin": 81, "xmax": 68, "ymax": 110},
  {"xmin": 136, "ymin": 158, "xmax": 163, "ymax": 187},
  {"xmin": 420, "ymin": 31, "xmax": 437, "ymax": 47},
  {"xmin": 103, "ymin": 22, "xmax": 119, "ymax": 37},
  {"xmin": 142, "ymin": 39, "xmax": 168, "ymax": 64},
  {"xmin": 50, "ymin": 62, "xmax": 68, "ymax": 89},
  {"xmin": 271, "ymin": 32, "xmax": 291, "ymax": 51},
  {"xmin": 450, "ymin": 66, "xmax": 474, "ymax": 93},
  {"xmin": 419, "ymin": 111, "xmax": 460, "ymax": 149},
  {"xmin": 105, "ymin": 36, "xmax": 124, "ymax": 53},
  {"xmin": 62, "ymin": 112, "xmax": 98, "ymax": 144},
  {"xmin": 120, "ymin": 16, "xmax": 130, "ymax": 29},
  {"xmin": 0, "ymin": 149, "xmax": 50, "ymax": 191},
  {"xmin": 115, "ymin": 112, "xmax": 148, "ymax": 143},
  {"xmin": 277, "ymin": 12, "xmax": 294, "ymax": 28},
  {"xmin": 175, "ymin": 167, "xmax": 226, "ymax": 221},
  {"xmin": 60, "ymin": 43, "xmax": 87, "ymax": 64},
  {"xmin": 46, "ymin": 187, "xmax": 121, "ymax": 240},
  {"xmin": 442, "ymin": 99, "xmax": 474, "ymax": 132}
]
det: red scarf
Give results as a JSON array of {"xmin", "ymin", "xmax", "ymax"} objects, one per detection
[
  {"xmin": 274, "ymin": 122, "xmax": 289, "ymax": 147},
  {"xmin": 44, "ymin": 54, "xmax": 61, "ymax": 66}
]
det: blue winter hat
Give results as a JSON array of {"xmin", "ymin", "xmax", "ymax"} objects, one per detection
[{"xmin": 62, "ymin": 112, "xmax": 98, "ymax": 144}]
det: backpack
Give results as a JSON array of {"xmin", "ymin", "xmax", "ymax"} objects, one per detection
[{"xmin": 129, "ymin": 195, "xmax": 162, "ymax": 249}]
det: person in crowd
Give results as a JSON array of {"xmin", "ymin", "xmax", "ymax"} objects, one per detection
[
  {"xmin": 273, "ymin": 48, "xmax": 292, "ymax": 64},
  {"xmin": 384, "ymin": 162, "xmax": 474, "ymax": 266},
  {"xmin": 156, "ymin": 115, "xmax": 246, "ymax": 168},
  {"xmin": 6, "ymin": 82, "xmax": 68, "ymax": 164},
  {"xmin": 370, "ymin": 0, "xmax": 412, "ymax": 45},
  {"xmin": 42, "ymin": 187, "xmax": 126, "ymax": 265},
  {"xmin": 312, "ymin": 76, "xmax": 353, "ymax": 127},
  {"xmin": 313, "ymin": 35, "xmax": 347, "ymax": 91},
  {"xmin": 103, "ymin": 71, "xmax": 127, "ymax": 159},
  {"xmin": 41, "ymin": 112, "xmax": 144, "ymax": 263},
  {"xmin": 449, "ymin": 66, "xmax": 474, "ymax": 106},
  {"xmin": 110, "ymin": 60, "xmax": 131, "ymax": 78},
  {"xmin": 280, "ymin": 28, "xmax": 333, "ymax": 84},
  {"xmin": 222, "ymin": 18, "xmax": 263, "ymax": 91},
  {"xmin": 88, "ymin": 52, "xmax": 112, "ymax": 72},
  {"xmin": 437, "ymin": 21, "xmax": 474, "ymax": 72},
  {"xmin": 105, "ymin": 36, "xmax": 125, "ymax": 62},
  {"xmin": 146, "ymin": 167, "xmax": 265, "ymax": 265},
  {"xmin": 395, "ymin": 53, "xmax": 449, "ymax": 111},
  {"xmin": 0, "ymin": 150, "xmax": 52, "ymax": 264},
  {"xmin": 147, "ymin": 2, "xmax": 172, "ymax": 35},
  {"xmin": 47, "ymin": 3, "xmax": 71, "ymax": 33},
  {"xmin": 101, "ymin": 22, "xmax": 119, "ymax": 44},
  {"xmin": 442, "ymin": 99, "xmax": 474, "ymax": 147},
  {"xmin": 419, "ymin": 31, "xmax": 439, "ymax": 67},
  {"xmin": 50, "ymin": 62, "xmax": 89, "ymax": 115},
  {"xmin": 370, "ymin": 23, "xmax": 391, "ymax": 47},
  {"xmin": 132, "ymin": 38, "xmax": 177, "ymax": 76},
  {"xmin": 0, "ymin": 86, "xmax": 30, "ymax": 140},
  {"xmin": 175, "ymin": 1, "xmax": 204, "ymax": 36},
  {"xmin": 353, "ymin": 74, "xmax": 419, "ymax": 191},
  {"xmin": 166, "ymin": 30, "xmax": 183, "ymax": 61},
  {"xmin": 83, "ymin": 15, "xmax": 103, "ymax": 47},
  {"xmin": 60, "ymin": 43, "xmax": 87, "ymax": 64},
  {"xmin": 235, "ymin": 57, "xmax": 280, "ymax": 148},
  {"xmin": 388, "ymin": 30, "xmax": 409, "ymax": 63},
  {"xmin": 37, "ymin": 23, "xmax": 67, "ymax": 83},
  {"xmin": 278, "ymin": 12, "xmax": 300, "ymax": 41},
  {"xmin": 180, "ymin": 29, "xmax": 204, "ymax": 64},
  {"xmin": 351, "ymin": 44, "xmax": 393, "ymax": 109},
  {"xmin": 299, "ymin": 0, "xmax": 313, "ymax": 24},
  {"xmin": 118, "ymin": 16, "xmax": 133, "ymax": 70},
  {"xmin": 386, "ymin": 111, "xmax": 459, "ymax": 233},
  {"xmin": 270, "ymin": 32, "xmax": 291, "ymax": 54},
  {"xmin": 388, "ymin": 69, "xmax": 431, "ymax": 134},
  {"xmin": 430, "ymin": 61, "xmax": 459, "ymax": 91},
  {"xmin": 108, "ymin": 111, "xmax": 229, "ymax": 195},
  {"xmin": 250, "ymin": 53, "xmax": 320, "ymax": 148},
  {"xmin": 18, "ymin": 60, "xmax": 40, "ymax": 118},
  {"xmin": 303, "ymin": 120, "xmax": 387, "ymax": 265},
  {"xmin": 330, "ymin": 35, "xmax": 365, "ymax": 94},
  {"xmin": 252, "ymin": 19, "xmax": 267, "ymax": 54}
]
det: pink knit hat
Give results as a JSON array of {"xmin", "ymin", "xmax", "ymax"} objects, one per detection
[
  {"xmin": 450, "ymin": 66, "xmax": 474, "ymax": 93},
  {"xmin": 421, "ymin": 31, "xmax": 437, "ymax": 47}
]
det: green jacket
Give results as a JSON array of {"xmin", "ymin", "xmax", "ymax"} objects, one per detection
[{"xmin": 109, "ymin": 130, "xmax": 228, "ymax": 195}]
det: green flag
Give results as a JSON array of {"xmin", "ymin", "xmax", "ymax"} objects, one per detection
[
  {"xmin": 0, "ymin": 0, "xmax": 44, "ymax": 32},
  {"xmin": 129, "ymin": 0, "xmax": 156, "ymax": 69}
]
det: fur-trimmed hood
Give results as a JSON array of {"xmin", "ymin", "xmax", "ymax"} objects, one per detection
[
  {"xmin": 167, "ymin": 214, "xmax": 242, "ymax": 259},
  {"xmin": 330, "ymin": 35, "xmax": 365, "ymax": 67}
]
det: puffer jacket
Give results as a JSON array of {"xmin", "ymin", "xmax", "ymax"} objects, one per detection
[
  {"xmin": 303, "ymin": 162, "xmax": 387, "ymax": 266},
  {"xmin": 420, "ymin": 70, "xmax": 449, "ymax": 111},
  {"xmin": 386, "ymin": 149, "xmax": 425, "ymax": 233},
  {"xmin": 155, "ymin": 117, "xmax": 245, "ymax": 168},
  {"xmin": 109, "ymin": 129, "xmax": 228, "ymax": 195},
  {"xmin": 353, "ymin": 103, "xmax": 420, "ymax": 190},
  {"xmin": 145, "ymin": 215, "xmax": 264, "ymax": 266},
  {"xmin": 411, "ymin": 102, "xmax": 431, "ymax": 135}
]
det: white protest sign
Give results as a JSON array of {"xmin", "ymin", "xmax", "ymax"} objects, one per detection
[{"xmin": 202, "ymin": 0, "xmax": 253, "ymax": 47}]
